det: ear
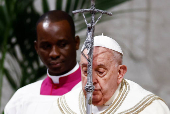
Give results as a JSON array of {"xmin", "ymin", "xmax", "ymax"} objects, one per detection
[
  {"xmin": 75, "ymin": 35, "xmax": 80, "ymax": 50},
  {"xmin": 34, "ymin": 40, "xmax": 38, "ymax": 54},
  {"xmin": 117, "ymin": 65, "xmax": 127, "ymax": 84}
]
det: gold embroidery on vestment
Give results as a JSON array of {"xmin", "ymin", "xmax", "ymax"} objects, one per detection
[
  {"xmin": 57, "ymin": 98, "xmax": 65, "ymax": 114},
  {"xmin": 57, "ymin": 79, "xmax": 162, "ymax": 114},
  {"xmin": 58, "ymin": 95, "xmax": 77, "ymax": 114},
  {"xmin": 118, "ymin": 94, "xmax": 164, "ymax": 114}
]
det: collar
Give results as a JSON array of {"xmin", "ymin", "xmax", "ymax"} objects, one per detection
[{"xmin": 47, "ymin": 62, "xmax": 79, "ymax": 84}]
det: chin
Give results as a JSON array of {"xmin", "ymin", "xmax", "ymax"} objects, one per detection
[{"xmin": 92, "ymin": 96, "xmax": 103, "ymax": 106}]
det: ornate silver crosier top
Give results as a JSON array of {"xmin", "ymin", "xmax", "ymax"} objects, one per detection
[{"xmin": 72, "ymin": 0, "xmax": 112, "ymax": 114}]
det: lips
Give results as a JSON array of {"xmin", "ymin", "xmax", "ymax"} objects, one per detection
[{"xmin": 49, "ymin": 61, "xmax": 63, "ymax": 67}]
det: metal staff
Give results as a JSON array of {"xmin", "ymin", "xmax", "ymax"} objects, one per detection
[{"xmin": 73, "ymin": 0, "xmax": 112, "ymax": 114}]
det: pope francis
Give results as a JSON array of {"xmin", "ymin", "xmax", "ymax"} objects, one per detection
[{"xmin": 49, "ymin": 34, "xmax": 170, "ymax": 114}]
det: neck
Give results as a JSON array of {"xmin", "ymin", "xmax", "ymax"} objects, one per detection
[{"xmin": 47, "ymin": 62, "xmax": 79, "ymax": 84}]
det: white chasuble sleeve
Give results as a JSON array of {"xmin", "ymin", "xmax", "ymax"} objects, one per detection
[
  {"xmin": 4, "ymin": 81, "xmax": 43, "ymax": 114},
  {"xmin": 139, "ymin": 99, "xmax": 170, "ymax": 114}
]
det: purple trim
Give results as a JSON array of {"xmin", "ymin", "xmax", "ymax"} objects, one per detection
[{"xmin": 40, "ymin": 67, "xmax": 81, "ymax": 95}]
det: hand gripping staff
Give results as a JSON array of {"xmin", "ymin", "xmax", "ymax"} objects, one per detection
[{"xmin": 72, "ymin": 0, "xmax": 112, "ymax": 114}]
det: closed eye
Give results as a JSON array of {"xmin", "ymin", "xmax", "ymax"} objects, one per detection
[{"xmin": 96, "ymin": 68, "xmax": 106, "ymax": 77}]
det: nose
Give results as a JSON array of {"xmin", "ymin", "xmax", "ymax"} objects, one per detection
[
  {"xmin": 49, "ymin": 46, "xmax": 60, "ymax": 59},
  {"xmin": 92, "ymin": 74, "xmax": 98, "ymax": 85}
]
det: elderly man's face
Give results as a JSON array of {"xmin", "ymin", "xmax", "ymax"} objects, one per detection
[{"xmin": 80, "ymin": 47, "xmax": 126, "ymax": 106}]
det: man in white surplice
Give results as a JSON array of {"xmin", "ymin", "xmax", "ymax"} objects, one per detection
[{"xmin": 49, "ymin": 34, "xmax": 170, "ymax": 114}]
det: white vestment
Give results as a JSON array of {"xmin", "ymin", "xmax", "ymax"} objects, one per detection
[
  {"xmin": 49, "ymin": 79, "xmax": 170, "ymax": 114},
  {"xmin": 4, "ymin": 63, "xmax": 81, "ymax": 114},
  {"xmin": 4, "ymin": 80, "xmax": 81, "ymax": 114}
]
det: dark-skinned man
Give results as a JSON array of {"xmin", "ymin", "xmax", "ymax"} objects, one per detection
[{"xmin": 5, "ymin": 10, "xmax": 81, "ymax": 114}]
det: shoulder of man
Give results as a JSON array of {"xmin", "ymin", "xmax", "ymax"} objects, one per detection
[
  {"xmin": 117, "ymin": 79, "xmax": 170, "ymax": 114},
  {"xmin": 140, "ymin": 99, "xmax": 170, "ymax": 114},
  {"xmin": 4, "ymin": 80, "xmax": 43, "ymax": 114},
  {"xmin": 17, "ymin": 80, "xmax": 43, "ymax": 94}
]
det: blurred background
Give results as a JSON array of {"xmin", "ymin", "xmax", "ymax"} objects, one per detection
[{"xmin": 0, "ymin": 0, "xmax": 170, "ymax": 113}]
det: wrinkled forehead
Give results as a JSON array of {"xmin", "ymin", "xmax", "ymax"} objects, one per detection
[{"xmin": 80, "ymin": 47, "xmax": 113, "ymax": 62}]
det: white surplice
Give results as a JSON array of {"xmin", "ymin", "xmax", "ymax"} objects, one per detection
[{"xmin": 4, "ymin": 63, "xmax": 81, "ymax": 114}]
